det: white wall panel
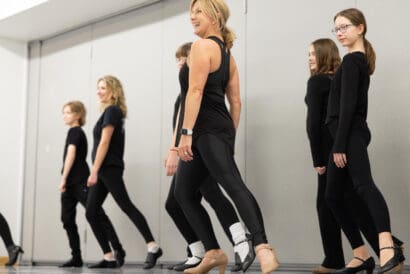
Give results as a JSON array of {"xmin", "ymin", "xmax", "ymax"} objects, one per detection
[
  {"xmin": 357, "ymin": 0, "xmax": 410, "ymax": 260},
  {"xmin": 0, "ymin": 38, "xmax": 27, "ymax": 256},
  {"xmin": 32, "ymin": 26, "xmax": 92, "ymax": 261}
]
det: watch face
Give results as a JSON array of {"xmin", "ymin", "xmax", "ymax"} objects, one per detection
[{"xmin": 181, "ymin": 128, "xmax": 192, "ymax": 135}]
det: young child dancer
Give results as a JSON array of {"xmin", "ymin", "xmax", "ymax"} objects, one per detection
[{"xmin": 60, "ymin": 101, "xmax": 125, "ymax": 268}]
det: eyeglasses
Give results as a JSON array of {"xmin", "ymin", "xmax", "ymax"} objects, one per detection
[{"xmin": 331, "ymin": 24, "xmax": 353, "ymax": 34}]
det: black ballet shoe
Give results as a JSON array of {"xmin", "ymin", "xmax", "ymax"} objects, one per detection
[
  {"xmin": 168, "ymin": 245, "xmax": 193, "ymax": 269},
  {"xmin": 167, "ymin": 260, "xmax": 186, "ymax": 270},
  {"xmin": 142, "ymin": 247, "xmax": 163, "ymax": 269},
  {"xmin": 173, "ymin": 257, "xmax": 202, "ymax": 271},
  {"xmin": 392, "ymin": 237, "xmax": 403, "ymax": 248},
  {"xmin": 334, "ymin": 256, "xmax": 375, "ymax": 274},
  {"xmin": 234, "ymin": 234, "xmax": 255, "ymax": 272},
  {"xmin": 230, "ymin": 253, "xmax": 242, "ymax": 272},
  {"xmin": 115, "ymin": 248, "xmax": 126, "ymax": 267},
  {"xmin": 58, "ymin": 257, "xmax": 83, "ymax": 267},
  {"xmin": 88, "ymin": 259, "xmax": 117, "ymax": 268},
  {"xmin": 392, "ymin": 239, "xmax": 406, "ymax": 264},
  {"xmin": 378, "ymin": 246, "xmax": 403, "ymax": 274},
  {"xmin": 5, "ymin": 245, "xmax": 24, "ymax": 266}
]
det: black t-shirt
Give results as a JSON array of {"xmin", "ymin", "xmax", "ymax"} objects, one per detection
[
  {"xmin": 92, "ymin": 105, "xmax": 125, "ymax": 169},
  {"xmin": 305, "ymin": 74, "xmax": 333, "ymax": 167},
  {"xmin": 62, "ymin": 126, "xmax": 90, "ymax": 185},
  {"xmin": 326, "ymin": 52, "xmax": 370, "ymax": 152},
  {"xmin": 178, "ymin": 36, "xmax": 235, "ymax": 151}
]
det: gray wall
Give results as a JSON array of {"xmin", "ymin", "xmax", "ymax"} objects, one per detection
[
  {"xmin": 21, "ymin": 0, "xmax": 410, "ymax": 266},
  {"xmin": 0, "ymin": 38, "xmax": 27, "ymax": 255}
]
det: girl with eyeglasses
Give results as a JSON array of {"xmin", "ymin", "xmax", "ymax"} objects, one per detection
[
  {"xmin": 325, "ymin": 8, "xmax": 404, "ymax": 274},
  {"xmin": 305, "ymin": 38, "xmax": 404, "ymax": 274}
]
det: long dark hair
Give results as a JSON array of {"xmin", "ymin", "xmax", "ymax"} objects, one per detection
[
  {"xmin": 334, "ymin": 8, "xmax": 375, "ymax": 75},
  {"xmin": 310, "ymin": 38, "xmax": 341, "ymax": 76}
]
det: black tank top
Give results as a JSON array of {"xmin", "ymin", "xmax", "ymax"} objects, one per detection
[{"xmin": 177, "ymin": 36, "xmax": 235, "ymax": 151}]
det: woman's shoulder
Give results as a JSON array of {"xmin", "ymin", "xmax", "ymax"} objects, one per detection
[
  {"xmin": 103, "ymin": 105, "xmax": 123, "ymax": 120},
  {"xmin": 104, "ymin": 105, "xmax": 121, "ymax": 113},
  {"xmin": 192, "ymin": 38, "xmax": 219, "ymax": 51}
]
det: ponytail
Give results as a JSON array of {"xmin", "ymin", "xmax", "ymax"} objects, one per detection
[
  {"xmin": 363, "ymin": 38, "xmax": 376, "ymax": 75},
  {"xmin": 221, "ymin": 25, "xmax": 236, "ymax": 49}
]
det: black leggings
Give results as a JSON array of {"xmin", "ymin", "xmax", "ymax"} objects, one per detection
[
  {"xmin": 317, "ymin": 173, "xmax": 385, "ymax": 268},
  {"xmin": 166, "ymin": 174, "xmax": 238, "ymax": 246},
  {"xmin": 316, "ymin": 172, "xmax": 345, "ymax": 268},
  {"xmin": 86, "ymin": 166, "xmax": 155, "ymax": 253},
  {"xmin": 326, "ymin": 124, "xmax": 391, "ymax": 249},
  {"xmin": 61, "ymin": 183, "xmax": 122, "ymax": 257},
  {"xmin": 175, "ymin": 134, "xmax": 267, "ymax": 250},
  {"xmin": 0, "ymin": 212, "xmax": 14, "ymax": 248}
]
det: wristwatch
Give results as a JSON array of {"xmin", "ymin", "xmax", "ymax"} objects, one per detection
[{"xmin": 181, "ymin": 128, "xmax": 193, "ymax": 136}]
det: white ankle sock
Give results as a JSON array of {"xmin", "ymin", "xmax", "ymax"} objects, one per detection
[
  {"xmin": 185, "ymin": 256, "xmax": 202, "ymax": 265},
  {"xmin": 229, "ymin": 222, "xmax": 249, "ymax": 262},
  {"xmin": 230, "ymin": 222, "xmax": 247, "ymax": 243},
  {"xmin": 148, "ymin": 243, "xmax": 160, "ymax": 253},
  {"xmin": 188, "ymin": 241, "xmax": 205, "ymax": 259}
]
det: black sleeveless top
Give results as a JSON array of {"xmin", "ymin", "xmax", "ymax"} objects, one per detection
[{"xmin": 177, "ymin": 36, "xmax": 235, "ymax": 151}]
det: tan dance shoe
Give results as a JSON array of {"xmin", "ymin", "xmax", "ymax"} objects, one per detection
[
  {"xmin": 184, "ymin": 249, "xmax": 227, "ymax": 274},
  {"xmin": 255, "ymin": 243, "xmax": 279, "ymax": 274}
]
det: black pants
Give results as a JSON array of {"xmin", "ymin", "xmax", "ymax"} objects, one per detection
[
  {"xmin": 175, "ymin": 134, "xmax": 267, "ymax": 250},
  {"xmin": 317, "ymin": 173, "xmax": 384, "ymax": 268},
  {"xmin": 0, "ymin": 212, "xmax": 14, "ymax": 248},
  {"xmin": 86, "ymin": 166, "xmax": 155, "ymax": 253},
  {"xmin": 61, "ymin": 183, "xmax": 122, "ymax": 257},
  {"xmin": 316, "ymin": 173, "xmax": 345, "ymax": 268},
  {"xmin": 166, "ymin": 174, "xmax": 238, "ymax": 246},
  {"xmin": 326, "ymin": 123, "xmax": 391, "ymax": 249}
]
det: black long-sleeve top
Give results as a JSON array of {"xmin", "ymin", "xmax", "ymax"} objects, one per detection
[
  {"xmin": 325, "ymin": 52, "xmax": 370, "ymax": 153},
  {"xmin": 305, "ymin": 74, "xmax": 333, "ymax": 167}
]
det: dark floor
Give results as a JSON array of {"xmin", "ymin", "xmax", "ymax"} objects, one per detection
[
  {"xmin": 1, "ymin": 265, "xmax": 410, "ymax": 274},
  {"xmin": 0, "ymin": 266, "xmax": 310, "ymax": 274}
]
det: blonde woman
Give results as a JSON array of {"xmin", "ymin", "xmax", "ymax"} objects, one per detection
[
  {"xmin": 86, "ymin": 76, "xmax": 161, "ymax": 269},
  {"xmin": 174, "ymin": 1, "xmax": 279, "ymax": 273},
  {"xmin": 165, "ymin": 42, "xmax": 251, "ymax": 272}
]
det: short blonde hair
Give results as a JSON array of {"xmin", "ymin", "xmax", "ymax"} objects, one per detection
[
  {"xmin": 63, "ymin": 101, "xmax": 86, "ymax": 126},
  {"xmin": 97, "ymin": 75, "xmax": 127, "ymax": 118}
]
